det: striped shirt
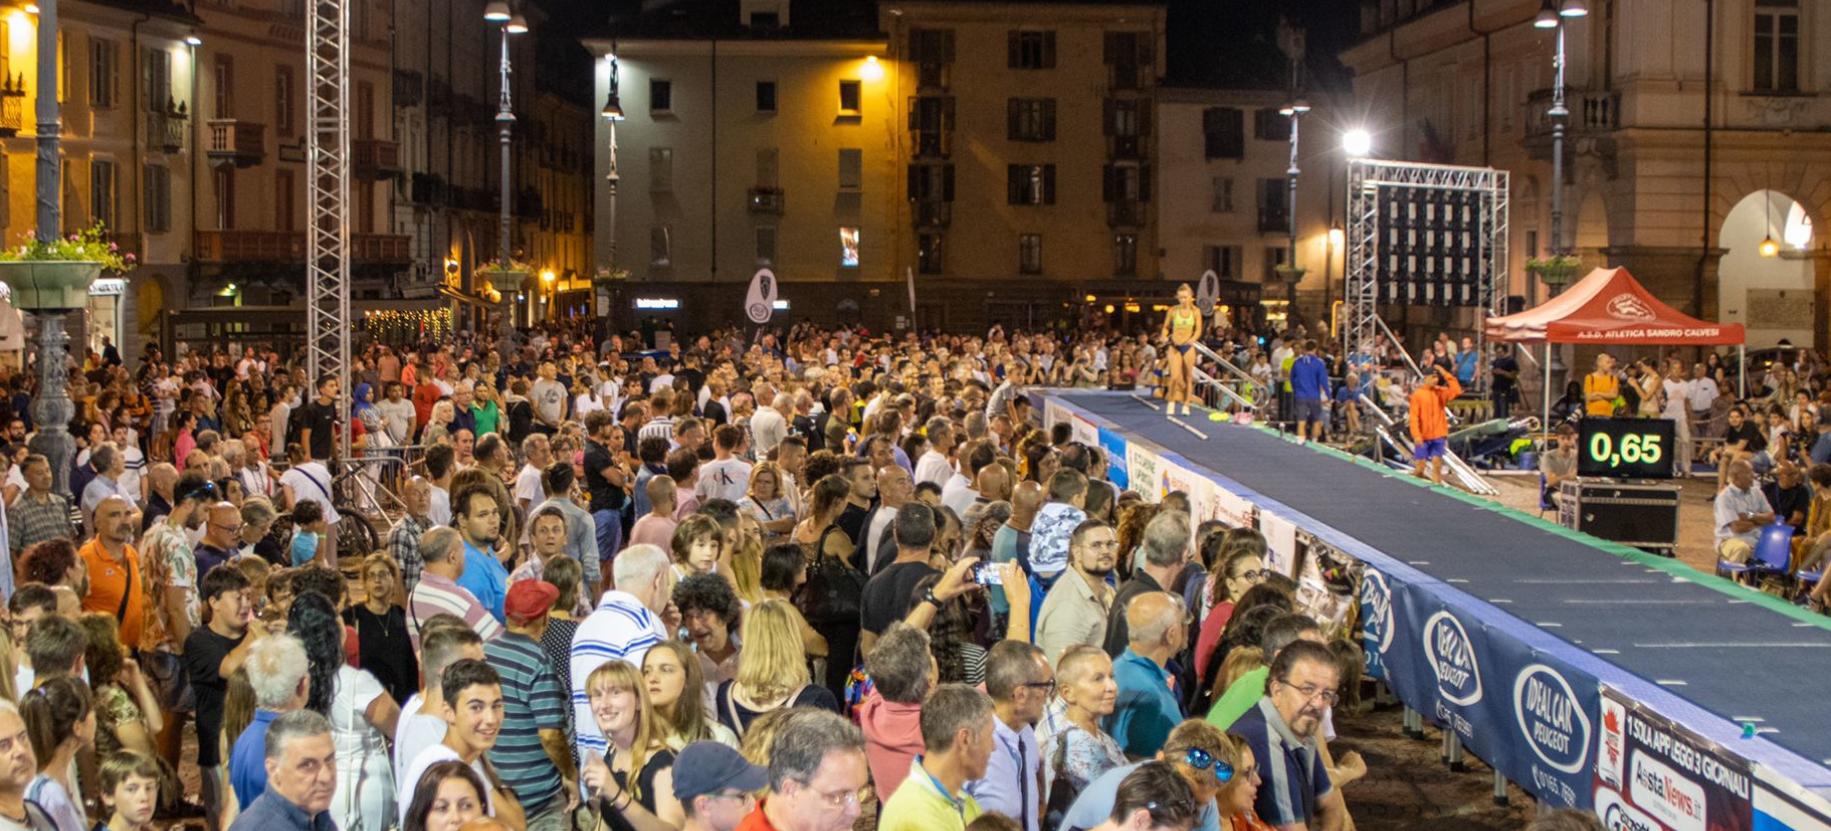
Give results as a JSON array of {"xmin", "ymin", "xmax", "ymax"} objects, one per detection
[
  {"xmin": 484, "ymin": 632, "xmax": 569, "ymax": 813},
  {"xmin": 1231, "ymin": 697, "xmax": 1332, "ymax": 827},
  {"xmin": 637, "ymin": 417, "xmax": 675, "ymax": 448},
  {"xmin": 8, "ymin": 491, "xmax": 73, "ymax": 554},
  {"xmin": 569, "ymin": 590, "xmax": 667, "ymax": 758},
  {"xmin": 407, "ymin": 571, "xmax": 502, "ymax": 651}
]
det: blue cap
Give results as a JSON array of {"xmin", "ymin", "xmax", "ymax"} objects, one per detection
[{"xmin": 671, "ymin": 741, "xmax": 769, "ymax": 802}]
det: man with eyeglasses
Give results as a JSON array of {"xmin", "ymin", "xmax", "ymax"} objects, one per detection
[
  {"xmin": 1229, "ymin": 640, "xmax": 1349, "ymax": 831},
  {"xmin": 194, "ymin": 502, "xmax": 243, "ymax": 581},
  {"xmin": 1060, "ymin": 720, "xmax": 1233, "ymax": 831},
  {"xmin": 1037, "ymin": 519, "xmax": 1118, "ymax": 668},
  {"xmin": 735, "ymin": 709, "xmax": 868, "ymax": 831},
  {"xmin": 674, "ymin": 742, "xmax": 769, "ymax": 831},
  {"xmin": 965, "ymin": 641, "xmax": 1053, "ymax": 831}
]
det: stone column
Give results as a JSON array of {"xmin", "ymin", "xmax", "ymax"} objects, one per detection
[
  {"xmin": 1810, "ymin": 249, "xmax": 1831, "ymax": 353},
  {"xmin": 27, "ymin": 313, "xmax": 74, "ymax": 498}
]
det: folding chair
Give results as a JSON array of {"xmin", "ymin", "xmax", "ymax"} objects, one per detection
[{"xmin": 1718, "ymin": 522, "xmax": 1794, "ymax": 584}]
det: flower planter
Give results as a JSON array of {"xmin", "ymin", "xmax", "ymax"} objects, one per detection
[{"xmin": 0, "ymin": 260, "xmax": 102, "ymax": 311}]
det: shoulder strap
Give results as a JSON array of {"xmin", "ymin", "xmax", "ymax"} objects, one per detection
[
  {"xmin": 114, "ymin": 551, "xmax": 135, "ymax": 624},
  {"xmin": 722, "ymin": 682, "xmax": 746, "ymax": 739}
]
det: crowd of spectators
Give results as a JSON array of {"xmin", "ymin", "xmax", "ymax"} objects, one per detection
[{"xmin": 0, "ymin": 315, "xmax": 1684, "ymax": 831}]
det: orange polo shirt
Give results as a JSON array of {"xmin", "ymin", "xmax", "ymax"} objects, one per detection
[
  {"xmin": 735, "ymin": 802, "xmax": 784, "ymax": 831},
  {"xmin": 79, "ymin": 538, "xmax": 146, "ymax": 647}
]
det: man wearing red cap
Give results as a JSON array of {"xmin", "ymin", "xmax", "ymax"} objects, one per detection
[{"xmin": 484, "ymin": 580, "xmax": 577, "ymax": 831}]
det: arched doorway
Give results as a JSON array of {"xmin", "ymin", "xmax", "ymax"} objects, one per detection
[{"xmin": 1718, "ymin": 190, "xmax": 1817, "ymax": 349}]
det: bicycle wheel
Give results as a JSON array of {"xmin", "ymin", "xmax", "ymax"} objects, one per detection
[{"xmin": 336, "ymin": 511, "xmax": 383, "ymax": 560}]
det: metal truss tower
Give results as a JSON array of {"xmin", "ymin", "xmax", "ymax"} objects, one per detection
[
  {"xmin": 1342, "ymin": 159, "xmax": 1509, "ymax": 374},
  {"xmin": 306, "ymin": 0, "xmax": 352, "ymax": 457}
]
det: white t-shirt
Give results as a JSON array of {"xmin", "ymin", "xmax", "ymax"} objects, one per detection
[
  {"xmin": 118, "ymin": 445, "xmax": 145, "ymax": 505},
  {"xmin": 1688, "ymin": 377, "xmax": 1720, "ymax": 412},
  {"xmin": 914, "ymin": 450, "xmax": 952, "ymax": 488},
  {"xmin": 1661, "ymin": 378, "xmax": 1692, "ymax": 421},
  {"xmin": 392, "ymin": 694, "xmax": 449, "ymax": 787},
  {"xmin": 429, "ymin": 485, "xmax": 452, "ymax": 528},
  {"xmin": 397, "ymin": 744, "xmax": 492, "ymax": 828},
  {"xmin": 4, "ymin": 466, "xmax": 26, "ymax": 506},
  {"xmin": 514, "ymin": 464, "xmax": 545, "ymax": 510},
  {"xmin": 696, "ymin": 457, "xmax": 752, "ymax": 505},
  {"xmin": 648, "ymin": 373, "xmax": 675, "ymax": 394},
  {"xmin": 280, "ymin": 461, "xmax": 341, "ymax": 525}
]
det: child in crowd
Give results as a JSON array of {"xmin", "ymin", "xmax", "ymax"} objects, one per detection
[
  {"xmin": 289, "ymin": 501, "xmax": 327, "ymax": 567},
  {"xmin": 99, "ymin": 753, "xmax": 162, "ymax": 831},
  {"xmin": 670, "ymin": 514, "xmax": 724, "ymax": 580}
]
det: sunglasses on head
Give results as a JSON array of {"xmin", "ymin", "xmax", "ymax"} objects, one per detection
[{"xmin": 1181, "ymin": 747, "xmax": 1233, "ymax": 784}]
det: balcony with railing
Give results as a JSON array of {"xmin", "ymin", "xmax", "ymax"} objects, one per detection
[
  {"xmin": 147, "ymin": 105, "xmax": 187, "ymax": 153},
  {"xmin": 910, "ymin": 128, "xmax": 952, "ymax": 159},
  {"xmin": 913, "ymin": 200, "xmax": 951, "ymax": 229},
  {"xmin": 1109, "ymin": 63, "xmax": 1144, "ymax": 91},
  {"xmin": 351, "ymin": 234, "xmax": 411, "ymax": 262},
  {"xmin": 1257, "ymin": 201, "xmax": 1290, "ymax": 234},
  {"xmin": 352, "ymin": 138, "xmax": 401, "ymax": 179},
  {"xmin": 1523, "ymin": 87, "xmax": 1620, "ymax": 159},
  {"xmin": 1107, "ymin": 201, "xmax": 1145, "ymax": 228},
  {"xmin": 0, "ymin": 95, "xmax": 21, "ymax": 138},
  {"xmin": 748, "ymin": 187, "xmax": 784, "ymax": 215},
  {"xmin": 194, "ymin": 230, "xmax": 412, "ymax": 263},
  {"xmin": 193, "ymin": 230, "xmax": 303, "ymax": 261},
  {"xmin": 206, "ymin": 119, "xmax": 265, "ymax": 167},
  {"xmin": 1108, "ymin": 134, "xmax": 1144, "ymax": 160},
  {"xmin": 916, "ymin": 61, "xmax": 950, "ymax": 90}
]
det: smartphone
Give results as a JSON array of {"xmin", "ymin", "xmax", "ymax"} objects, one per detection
[{"xmin": 973, "ymin": 562, "xmax": 1004, "ymax": 586}]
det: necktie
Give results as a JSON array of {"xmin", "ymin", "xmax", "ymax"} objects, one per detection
[{"xmin": 1018, "ymin": 738, "xmax": 1030, "ymax": 831}]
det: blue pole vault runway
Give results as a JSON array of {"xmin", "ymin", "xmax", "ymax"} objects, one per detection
[{"xmin": 1041, "ymin": 391, "xmax": 1831, "ymax": 829}]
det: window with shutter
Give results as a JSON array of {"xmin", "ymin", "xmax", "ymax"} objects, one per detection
[{"xmin": 1203, "ymin": 108, "xmax": 1243, "ymax": 159}]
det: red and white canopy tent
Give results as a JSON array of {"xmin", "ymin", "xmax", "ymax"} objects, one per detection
[{"xmin": 1484, "ymin": 266, "xmax": 1746, "ymax": 432}]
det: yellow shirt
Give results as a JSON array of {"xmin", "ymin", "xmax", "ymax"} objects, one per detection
[
  {"xmin": 1584, "ymin": 372, "xmax": 1620, "ymax": 417},
  {"xmin": 879, "ymin": 759, "xmax": 983, "ymax": 831}
]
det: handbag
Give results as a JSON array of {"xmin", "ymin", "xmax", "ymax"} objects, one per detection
[
  {"xmin": 142, "ymin": 649, "xmax": 195, "ymax": 714},
  {"xmin": 1043, "ymin": 731, "xmax": 1082, "ymax": 831},
  {"xmin": 798, "ymin": 527, "xmax": 864, "ymax": 626}
]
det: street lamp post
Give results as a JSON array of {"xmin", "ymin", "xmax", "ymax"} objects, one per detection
[
  {"xmin": 1280, "ymin": 99, "xmax": 1310, "ymax": 306},
  {"xmin": 602, "ymin": 51, "xmax": 623, "ymax": 268},
  {"xmin": 487, "ymin": 2, "xmax": 525, "ymax": 273},
  {"xmin": 1536, "ymin": 0, "xmax": 1587, "ymax": 273}
]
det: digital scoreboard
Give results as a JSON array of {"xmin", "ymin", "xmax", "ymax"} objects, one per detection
[{"xmin": 1576, "ymin": 418, "xmax": 1675, "ymax": 479}]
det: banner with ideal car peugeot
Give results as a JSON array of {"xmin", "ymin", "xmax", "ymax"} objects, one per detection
[
  {"xmin": 1360, "ymin": 573, "xmax": 1599, "ymax": 810},
  {"xmin": 1071, "ymin": 414, "xmax": 1099, "ymax": 449},
  {"xmin": 1594, "ymin": 686, "xmax": 1753, "ymax": 831}
]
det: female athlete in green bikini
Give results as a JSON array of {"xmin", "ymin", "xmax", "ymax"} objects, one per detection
[{"xmin": 1159, "ymin": 282, "xmax": 1203, "ymax": 416}]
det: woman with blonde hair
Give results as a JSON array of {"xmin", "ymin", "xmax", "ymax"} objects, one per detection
[
  {"xmin": 348, "ymin": 552, "xmax": 417, "ymax": 705},
  {"xmin": 421, "ymin": 399, "xmax": 455, "ymax": 446},
  {"xmin": 1214, "ymin": 733, "xmax": 1272, "ymax": 830},
  {"xmin": 712, "ymin": 599, "xmax": 840, "ymax": 737},
  {"xmin": 736, "ymin": 461, "xmax": 796, "ymax": 542},
  {"xmin": 641, "ymin": 641, "xmax": 739, "ymax": 750},
  {"xmin": 581, "ymin": 660, "xmax": 684, "ymax": 831},
  {"xmin": 1035, "ymin": 645, "xmax": 1125, "ymax": 804},
  {"xmin": 726, "ymin": 514, "xmax": 766, "ymax": 606}
]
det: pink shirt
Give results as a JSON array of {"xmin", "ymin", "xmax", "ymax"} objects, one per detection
[{"xmin": 628, "ymin": 514, "xmax": 678, "ymax": 551}]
